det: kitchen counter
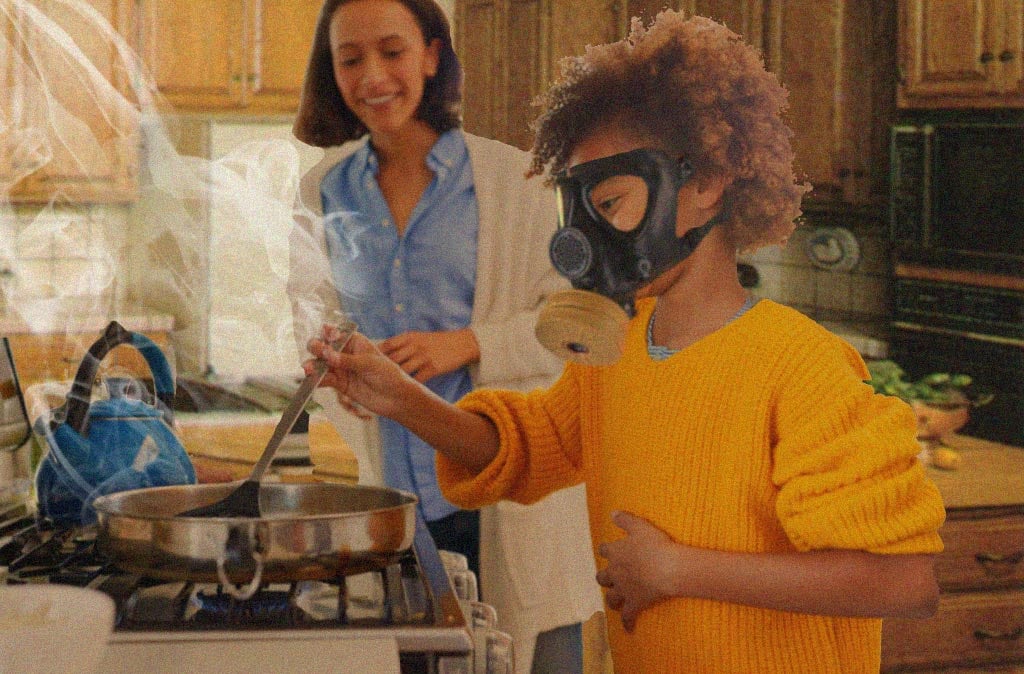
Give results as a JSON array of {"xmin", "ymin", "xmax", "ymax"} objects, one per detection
[
  {"xmin": 882, "ymin": 435, "xmax": 1024, "ymax": 672},
  {"xmin": 927, "ymin": 434, "xmax": 1024, "ymax": 510},
  {"xmin": 178, "ymin": 412, "xmax": 359, "ymax": 483}
]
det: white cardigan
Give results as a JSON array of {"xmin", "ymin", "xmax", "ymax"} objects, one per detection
[{"xmin": 288, "ymin": 131, "xmax": 603, "ymax": 671}]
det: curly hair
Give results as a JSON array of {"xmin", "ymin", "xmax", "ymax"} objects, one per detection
[
  {"xmin": 530, "ymin": 11, "xmax": 810, "ymax": 250},
  {"xmin": 293, "ymin": 0, "xmax": 462, "ymax": 147}
]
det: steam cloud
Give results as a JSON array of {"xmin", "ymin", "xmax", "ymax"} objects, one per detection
[{"xmin": 1, "ymin": 0, "xmax": 334, "ymax": 387}]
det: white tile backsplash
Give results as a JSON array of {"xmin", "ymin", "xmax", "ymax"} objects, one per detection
[
  {"xmin": 814, "ymin": 269, "xmax": 853, "ymax": 311},
  {"xmin": 740, "ymin": 224, "xmax": 892, "ymax": 319},
  {"xmin": 850, "ymin": 274, "xmax": 890, "ymax": 315},
  {"xmin": 2, "ymin": 204, "xmax": 129, "ymax": 302},
  {"xmin": 14, "ymin": 259, "xmax": 54, "ymax": 298}
]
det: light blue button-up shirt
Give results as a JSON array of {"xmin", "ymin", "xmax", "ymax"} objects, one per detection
[{"xmin": 319, "ymin": 130, "xmax": 477, "ymax": 522}]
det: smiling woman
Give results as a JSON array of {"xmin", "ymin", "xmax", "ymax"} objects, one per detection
[{"xmin": 287, "ymin": 0, "xmax": 604, "ymax": 670}]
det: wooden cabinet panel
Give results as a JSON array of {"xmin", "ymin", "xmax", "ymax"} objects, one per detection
[
  {"xmin": 768, "ymin": 1, "xmax": 842, "ymax": 192},
  {"xmin": 459, "ymin": 0, "xmax": 502, "ymax": 141},
  {"xmin": 138, "ymin": 0, "xmax": 245, "ymax": 108},
  {"xmin": 883, "ymin": 590, "xmax": 1024, "ymax": 671},
  {"xmin": 506, "ymin": 0, "xmax": 544, "ymax": 150},
  {"xmin": 900, "ymin": 0, "xmax": 999, "ymax": 101},
  {"xmin": 766, "ymin": 0, "xmax": 894, "ymax": 205},
  {"xmin": 549, "ymin": 0, "xmax": 625, "ymax": 62},
  {"xmin": 136, "ymin": 0, "xmax": 319, "ymax": 113},
  {"xmin": 899, "ymin": 0, "xmax": 1024, "ymax": 107},
  {"xmin": 936, "ymin": 516, "xmax": 1024, "ymax": 591},
  {"xmin": 1003, "ymin": 0, "xmax": 1024, "ymax": 95},
  {"xmin": 249, "ymin": 0, "xmax": 321, "ymax": 110},
  {"xmin": 457, "ymin": 0, "xmax": 629, "ymax": 150},
  {"xmin": 7, "ymin": 330, "xmax": 171, "ymax": 387},
  {"xmin": 2, "ymin": 0, "xmax": 138, "ymax": 203},
  {"xmin": 457, "ymin": 0, "xmax": 894, "ymax": 208}
]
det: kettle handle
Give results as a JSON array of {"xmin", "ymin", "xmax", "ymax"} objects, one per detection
[{"xmin": 64, "ymin": 321, "xmax": 176, "ymax": 434}]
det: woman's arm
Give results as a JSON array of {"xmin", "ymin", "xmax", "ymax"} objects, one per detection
[{"xmin": 596, "ymin": 510, "xmax": 939, "ymax": 633}]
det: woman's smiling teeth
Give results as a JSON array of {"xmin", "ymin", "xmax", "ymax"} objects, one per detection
[{"xmin": 364, "ymin": 93, "xmax": 396, "ymax": 106}]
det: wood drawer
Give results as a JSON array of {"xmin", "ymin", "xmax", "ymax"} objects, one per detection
[
  {"xmin": 882, "ymin": 590, "xmax": 1024, "ymax": 671},
  {"xmin": 937, "ymin": 516, "xmax": 1024, "ymax": 591}
]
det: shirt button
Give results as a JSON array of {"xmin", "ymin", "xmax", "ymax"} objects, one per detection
[
  {"xmin": 393, "ymin": 258, "xmax": 402, "ymax": 268},
  {"xmin": 395, "ymin": 303, "xmax": 404, "ymax": 313},
  {"xmin": 382, "ymin": 217, "xmax": 391, "ymax": 227}
]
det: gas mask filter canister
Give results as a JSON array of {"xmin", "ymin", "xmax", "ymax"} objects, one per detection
[{"xmin": 535, "ymin": 148, "xmax": 717, "ymax": 366}]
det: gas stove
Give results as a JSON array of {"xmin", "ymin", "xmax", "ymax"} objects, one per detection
[{"xmin": 0, "ymin": 511, "xmax": 510, "ymax": 673}]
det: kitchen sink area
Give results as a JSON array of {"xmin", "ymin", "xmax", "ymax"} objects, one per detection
[{"xmin": 134, "ymin": 376, "xmax": 299, "ymax": 415}]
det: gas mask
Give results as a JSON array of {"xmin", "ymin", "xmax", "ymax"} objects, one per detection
[{"xmin": 535, "ymin": 148, "xmax": 718, "ymax": 365}]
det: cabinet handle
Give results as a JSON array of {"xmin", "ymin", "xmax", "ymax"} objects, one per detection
[
  {"xmin": 999, "ymin": 50, "xmax": 1016, "ymax": 62},
  {"xmin": 980, "ymin": 51, "xmax": 995, "ymax": 64},
  {"xmin": 974, "ymin": 627, "xmax": 1023, "ymax": 642},
  {"xmin": 975, "ymin": 550, "xmax": 1024, "ymax": 575}
]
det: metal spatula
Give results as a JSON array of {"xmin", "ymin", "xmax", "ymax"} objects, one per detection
[{"xmin": 177, "ymin": 322, "xmax": 356, "ymax": 518}]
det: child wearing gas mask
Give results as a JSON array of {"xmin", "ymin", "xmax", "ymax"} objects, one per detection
[{"xmin": 306, "ymin": 10, "xmax": 945, "ymax": 673}]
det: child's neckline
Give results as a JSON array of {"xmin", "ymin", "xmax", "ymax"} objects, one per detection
[{"xmin": 646, "ymin": 295, "xmax": 761, "ymax": 361}]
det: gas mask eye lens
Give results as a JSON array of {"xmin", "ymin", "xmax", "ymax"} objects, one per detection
[{"xmin": 586, "ymin": 175, "xmax": 649, "ymax": 232}]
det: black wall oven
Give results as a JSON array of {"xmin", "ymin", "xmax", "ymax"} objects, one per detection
[{"xmin": 889, "ymin": 116, "xmax": 1024, "ymax": 447}]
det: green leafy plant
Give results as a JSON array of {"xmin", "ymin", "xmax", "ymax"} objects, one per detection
[{"xmin": 866, "ymin": 360, "xmax": 993, "ymax": 408}]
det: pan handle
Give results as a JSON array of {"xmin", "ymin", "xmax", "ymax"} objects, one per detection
[{"xmin": 216, "ymin": 550, "xmax": 264, "ymax": 600}]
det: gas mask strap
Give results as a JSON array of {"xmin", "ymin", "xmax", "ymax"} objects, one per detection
[{"xmin": 677, "ymin": 216, "xmax": 720, "ymax": 258}]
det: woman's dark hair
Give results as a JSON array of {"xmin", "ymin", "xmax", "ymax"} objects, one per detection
[{"xmin": 293, "ymin": 0, "xmax": 462, "ymax": 147}]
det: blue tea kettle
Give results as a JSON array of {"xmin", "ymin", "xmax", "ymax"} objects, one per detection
[{"xmin": 35, "ymin": 321, "xmax": 196, "ymax": 525}]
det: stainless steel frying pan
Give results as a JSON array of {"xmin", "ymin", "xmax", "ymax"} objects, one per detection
[{"xmin": 92, "ymin": 482, "xmax": 418, "ymax": 599}]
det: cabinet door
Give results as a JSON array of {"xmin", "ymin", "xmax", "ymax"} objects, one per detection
[
  {"xmin": 1, "ymin": 0, "xmax": 138, "ymax": 203},
  {"xmin": 137, "ymin": 0, "xmax": 247, "ymax": 109},
  {"xmin": 245, "ymin": 0, "xmax": 320, "ymax": 112},
  {"xmin": 767, "ymin": 0, "xmax": 890, "ymax": 204},
  {"xmin": 899, "ymin": 0, "xmax": 1003, "ymax": 105},
  {"xmin": 548, "ymin": 0, "xmax": 627, "ymax": 63},
  {"xmin": 456, "ymin": 0, "xmax": 505, "ymax": 142},
  {"xmin": 1001, "ymin": 0, "xmax": 1024, "ymax": 95},
  {"xmin": 457, "ymin": 0, "xmax": 628, "ymax": 149}
]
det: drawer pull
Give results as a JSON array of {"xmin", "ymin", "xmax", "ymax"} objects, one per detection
[
  {"xmin": 975, "ymin": 550, "xmax": 1024, "ymax": 575},
  {"xmin": 974, "ymin": 627, "xmax": 1022, "ymax": 642}
]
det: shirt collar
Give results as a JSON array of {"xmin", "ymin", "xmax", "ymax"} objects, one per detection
[
  {"xmin": 426, "ymin": 129, "xmax": 466, "ymax": 182},
  {"xmin": 356, "ymin": 129, "xmax": 466, "ymax": 182}
]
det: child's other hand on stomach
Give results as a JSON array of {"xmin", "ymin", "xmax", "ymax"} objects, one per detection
[{"xmin": 596, "ymin": 510, "xmax": 686, "ymax": 633}]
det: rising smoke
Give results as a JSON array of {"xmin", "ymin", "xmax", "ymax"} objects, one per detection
[{"xmin": 1, "ymin": 0, "xmax": 334, "ymax": 384}]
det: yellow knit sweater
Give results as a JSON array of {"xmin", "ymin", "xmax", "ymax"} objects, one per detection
[{"xmin": 438, "ymin": 298, "xmax": 945, "ymax": 673}]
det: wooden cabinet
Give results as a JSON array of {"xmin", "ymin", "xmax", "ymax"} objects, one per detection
[
  {"xmin": 135, "ymin": 0, "xmax": 321, "ymax": 113},
  {"xmin": 6, "ymin": 329, "xmax": 171, "ymax": 388},
  {"xmin": 456, "ymin": 0, "xmax": 896, "ymax": 208},
  {"xmin": 456, "ymin": 0, "xmax": 765, "ymax": 151},
  {"xmin": 899, "ymin": 0, "xmax": 1024, "ymax": 108},
  {"xmin": 765, "ymin": 0, "xmax": 897, "ymax": 206},
  {"xmin": 1, "ymin": 0, "xmax": 139, "ymax": 203},
  {"xmin": 881, "ymin": 436, "xmax": 1024, "ymax": 672},
  {"xmin": 456, "ymin": 0, "xmax": 629, "ymax": 151}
]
